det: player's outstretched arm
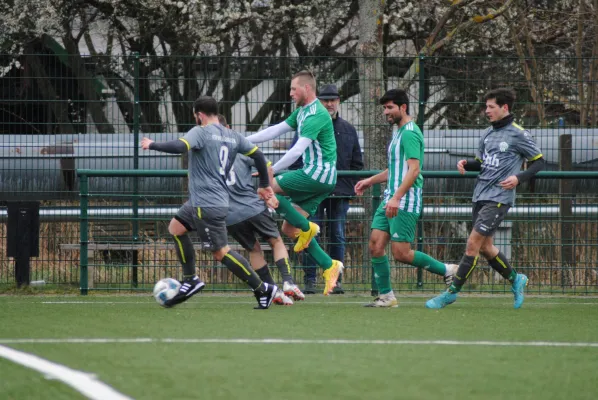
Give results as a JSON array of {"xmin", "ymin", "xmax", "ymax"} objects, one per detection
[
  {"xmin": 141, "ymin": 137, "xmax": 188, "ymax": 154},
  {"xmin": 271, "ymin": 137, "xmax": 311, "ymax": 173},
  {"xmin": 245, "ymin": 122, "xmax": 294, "ymax": 143}
]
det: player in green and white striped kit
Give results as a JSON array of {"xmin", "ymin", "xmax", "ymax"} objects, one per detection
[
  {"xmin": 355, "ymin": 89, "xmax": 457, "ymax": 307},
  {"xmin": 246, "ymin": 71, "xmax": 343, "ymax": 295}
]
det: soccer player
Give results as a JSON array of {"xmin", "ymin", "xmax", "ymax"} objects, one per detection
[
  {"xmin": 141, "ymin": 96, "xmax": 277, "ymax": 309},
  {"xmin": 426, "ymin": 88, "xmax": 545, "ymax": 309},
  {"xmin": 354, "ymin": 89, "xmax": 458, "ymax": 308},
  {"xmin": 226, "ymin": 153, "xmax": 304, "ymax": 305},
  {"xmin": 245, "ymin": 70, "xmax": 344, "ymax": 295},
  {"xmin": 217, "ymin": 113, "xmax": 304, "ymax": 305}
]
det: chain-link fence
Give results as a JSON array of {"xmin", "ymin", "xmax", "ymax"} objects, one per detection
[{"xmin": 1, "ymin": 53, "xmax": 597, "ymax": 293}]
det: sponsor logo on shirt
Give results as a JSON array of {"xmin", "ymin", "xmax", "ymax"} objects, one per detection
[
  {"xmin": 211, "ymin": 134, "xmax": 237, "ymax": 144},
  {"xmin": 483, "ymin": 149, "xmax": 500, "ymax": 168}
]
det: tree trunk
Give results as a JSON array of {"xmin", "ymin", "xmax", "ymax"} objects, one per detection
[
  {"xmin": 58, "ymin": 35, "xmax": 116, "ymax": 134},
  {"xmin": 576, "ymin": 0, "xmax": 586, "ymax": 126},
  {"xmin": 358, "ymin": 0, "xmax": 388, "ymax": 289},
  {"xmin": 25, "ymin": 54, "xmax": 75, "ymax": 135},
  {"xmin": 358, "ymin": 0, "xmax": 388, "ymax": 172}
]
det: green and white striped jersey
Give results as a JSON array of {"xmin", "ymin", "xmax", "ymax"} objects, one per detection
[
  {"xmin": 383, "ymin": 121, "xmax": 424, "ymax": 214},
  {"xmin": 285, "ymin": 99, "xmax": 337, "ymax": 185}
]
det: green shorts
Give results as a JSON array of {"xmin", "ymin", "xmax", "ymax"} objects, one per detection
[
  {"xmin": 276, "ymin": 169, "xmax": 334, "ymax": 216},
  {"xmin": 371, "ymin": 202, "xmax": 420, "ymax": 242}
]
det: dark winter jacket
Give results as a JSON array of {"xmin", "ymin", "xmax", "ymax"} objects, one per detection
[{"xmin": 289, "ymin": 114, "xmax": 363, "ymax": 197}]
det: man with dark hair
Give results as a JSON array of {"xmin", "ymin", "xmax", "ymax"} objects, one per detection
[
  {"xmin": 484, "ymin": 88, "xmax": 516, "ymax": 111},
  {"xmin": 289, "ymin": 84, "xmax": 363, "ymax": 294},
  {"xmin": 245, "ymin": 70, "xmax": 344, "ymax": 295},
  {"xmin": 355, "ymin": 89, "xmax": 457, "ymax": 307},
  {"xmin": 426, "ymin": 88, "xmax": 545, "ymax": 309},
  {"xmin": 141, "ymin": 95, "xmax": 278, "ymax": 309}
]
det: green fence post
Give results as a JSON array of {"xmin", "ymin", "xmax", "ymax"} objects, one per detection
[
  {"xmin": 416, "ymin": 54, "xmax": 426, "ymax": 288},
  {"xmin": 370, "ymin": 183, "xmax": 381, "ymax": 295},
  {"xmin": 132, "ymin": 52, "xmax": 140, "ymax": 288},
  {"xmin": 79, "ymin": 173, "xmax": 89, "ymax": 295}
]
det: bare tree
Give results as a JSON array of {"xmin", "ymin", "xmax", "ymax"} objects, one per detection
[{"xmin": 358, "ymin": 0, "xmax": 388, "ymax": 171}]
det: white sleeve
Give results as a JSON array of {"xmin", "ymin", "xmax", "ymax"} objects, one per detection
[
  {"xmin": 245, "ymin": 121, "xmax": 294, "ymax": 143},
  {"xmin": 272, "ymin": 137, "xmax": 312, "ymax": 173}
]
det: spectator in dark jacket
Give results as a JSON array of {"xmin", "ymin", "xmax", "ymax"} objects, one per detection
[{"xmin": 289, "ymin": 84, "xmax": 363, "ymax": 294}]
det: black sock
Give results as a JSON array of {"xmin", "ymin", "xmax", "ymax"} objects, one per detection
[
  {"xmin": 488, "ymin": 251, "xmax": 517, "ymax": 283},
  {"xmin": 275, "ymin": 258, "xmax": 294, "ymax": 284},
  {"xmin": 449, "ymin": 255, "xmax": 478, "ymax": 293},
  {"xmin": 256, "ymin": 265, "xmax": 277, "ymax": 286},
  {"xmin": 221, "ymin": 250, "xmax": 266, "ymax": 294},
  {"xmin": 173, "ymin": 234, "xmax": 195, "ymax": 277}
]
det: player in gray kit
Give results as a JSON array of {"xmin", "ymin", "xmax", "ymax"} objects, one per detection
[
  {"xmin": 174, "ymin": 151, "xmax": 305, "ymax": 306},
  {"xmin": 426, "ymin": 88, "xmax": 545, "ymax": 310},
  {"xmin": 216, "ymin": 114, "xmax": 303, "ymax": 305},
  {"xmin": 226, "ymin": 153, "xmax": 305, "ymax": 306},
  {"xmin": 141, "ymin": 96, "xmax": 278, "ymax": 309}
]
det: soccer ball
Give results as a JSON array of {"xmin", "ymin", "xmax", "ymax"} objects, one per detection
[{"xmin": 153, "ymin": 278, "xmax": 181, "ymax": 307}]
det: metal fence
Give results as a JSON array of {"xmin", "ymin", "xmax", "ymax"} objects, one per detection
[{"xmin": 0, "ymin": 53, "xmax": 597, "ymax": 294}]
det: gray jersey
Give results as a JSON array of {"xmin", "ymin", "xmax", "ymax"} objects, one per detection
[
  {"xmin": 181, "ymin": 124, "xmax": 257, "ymax": 208},
  {"xmin": 226, "ymin": 155, "xmax": 267, "ymax": 226},
  {"xmin": 473, "ymin": 121, "xmax": 543, "ymax": 205}
]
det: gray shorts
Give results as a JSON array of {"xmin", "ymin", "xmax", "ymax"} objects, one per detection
[
  {"xmin": 472, "ymin": 201, "xmax": 511, "ymax": 237},
  {"xmin": 227, "ymin": 209, "xmax": 280, "ymax": 251},
  {"xmin": 175, "ymin": 201, "xmax": 229, "ymax": 251}
]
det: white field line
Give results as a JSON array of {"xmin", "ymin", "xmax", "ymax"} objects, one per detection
[
  {"xmin": 0, "ymin": 344, "xmax": 132, "ymax": 400},
  {"xmin": 1, "ymin": 338, "xmax": 598, "ymax": 348},
  {"xmin": 36, "ymin": 300, "xmax": 598, "ymax": 306}
]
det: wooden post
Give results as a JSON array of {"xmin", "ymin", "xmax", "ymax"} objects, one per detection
[{"xmin": 559, "ymin": 134, "xmax": 573, "ymax": 290}]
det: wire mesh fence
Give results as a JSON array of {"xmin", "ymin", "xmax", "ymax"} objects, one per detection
[{"xmin": 0, "ymin": 53, "xmax": 597, "ymax": 294}]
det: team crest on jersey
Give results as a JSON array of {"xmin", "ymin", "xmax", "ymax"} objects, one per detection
[{"xmin": 499, "ymin": 142, "xmax": 509, "ymax": 152}]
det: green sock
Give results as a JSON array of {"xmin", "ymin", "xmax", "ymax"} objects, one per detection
[
  {"xmin": 275, "ymin": 195, "xmax": 310, "ymax": 231},
  {"xmin": 412, "ymin": 251, "xmax": 446, "ymax": 276},
  {"xmin": 306, "ymin": 240, "xmax": 333, "ymax": 269},
  {"xmin": 372, "ymin": 255, "xmax": 392, "ymax": 295},
  {"xmin": 508, "ymin": 270, "xmax": 517, "ymax": 282}
]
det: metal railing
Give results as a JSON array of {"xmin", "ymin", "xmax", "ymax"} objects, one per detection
[{"xmin": 68, "ymin": 169, "xmax": 598, "ymax": 295}]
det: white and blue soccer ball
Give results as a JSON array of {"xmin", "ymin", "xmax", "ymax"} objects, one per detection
[{"xmin": 153, "ymin": 278, "xmax": 181, "ymax": 307}]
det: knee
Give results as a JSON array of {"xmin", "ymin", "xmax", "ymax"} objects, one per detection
[
  {"xmin": 212, "ymin": 247, "xmax": 229, "ymax": 262},
  {"xmin": 168, "ymin": 218, "xmax": 187, "ymax": 236},
  {"xmin": 465, "ymin": 237, "xmax": 483, "ymax": 255},
  {"xmin": 479, "ymin": 247, "xmax": 491, "ymax": 259},
  {"xmin": 479, "ymin": 244, "xmax": 497, "ymax": 260},
  {"xmin": 369, "ymin": 240, "xmax": 384, "ymax": 257},
  {"xmin": 391, "ymin": 248, "xmax": 410, "ymax": 263},
  {"xmin": 268, "ymin": 236, "xmax": 283, "ymax": 248}
]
